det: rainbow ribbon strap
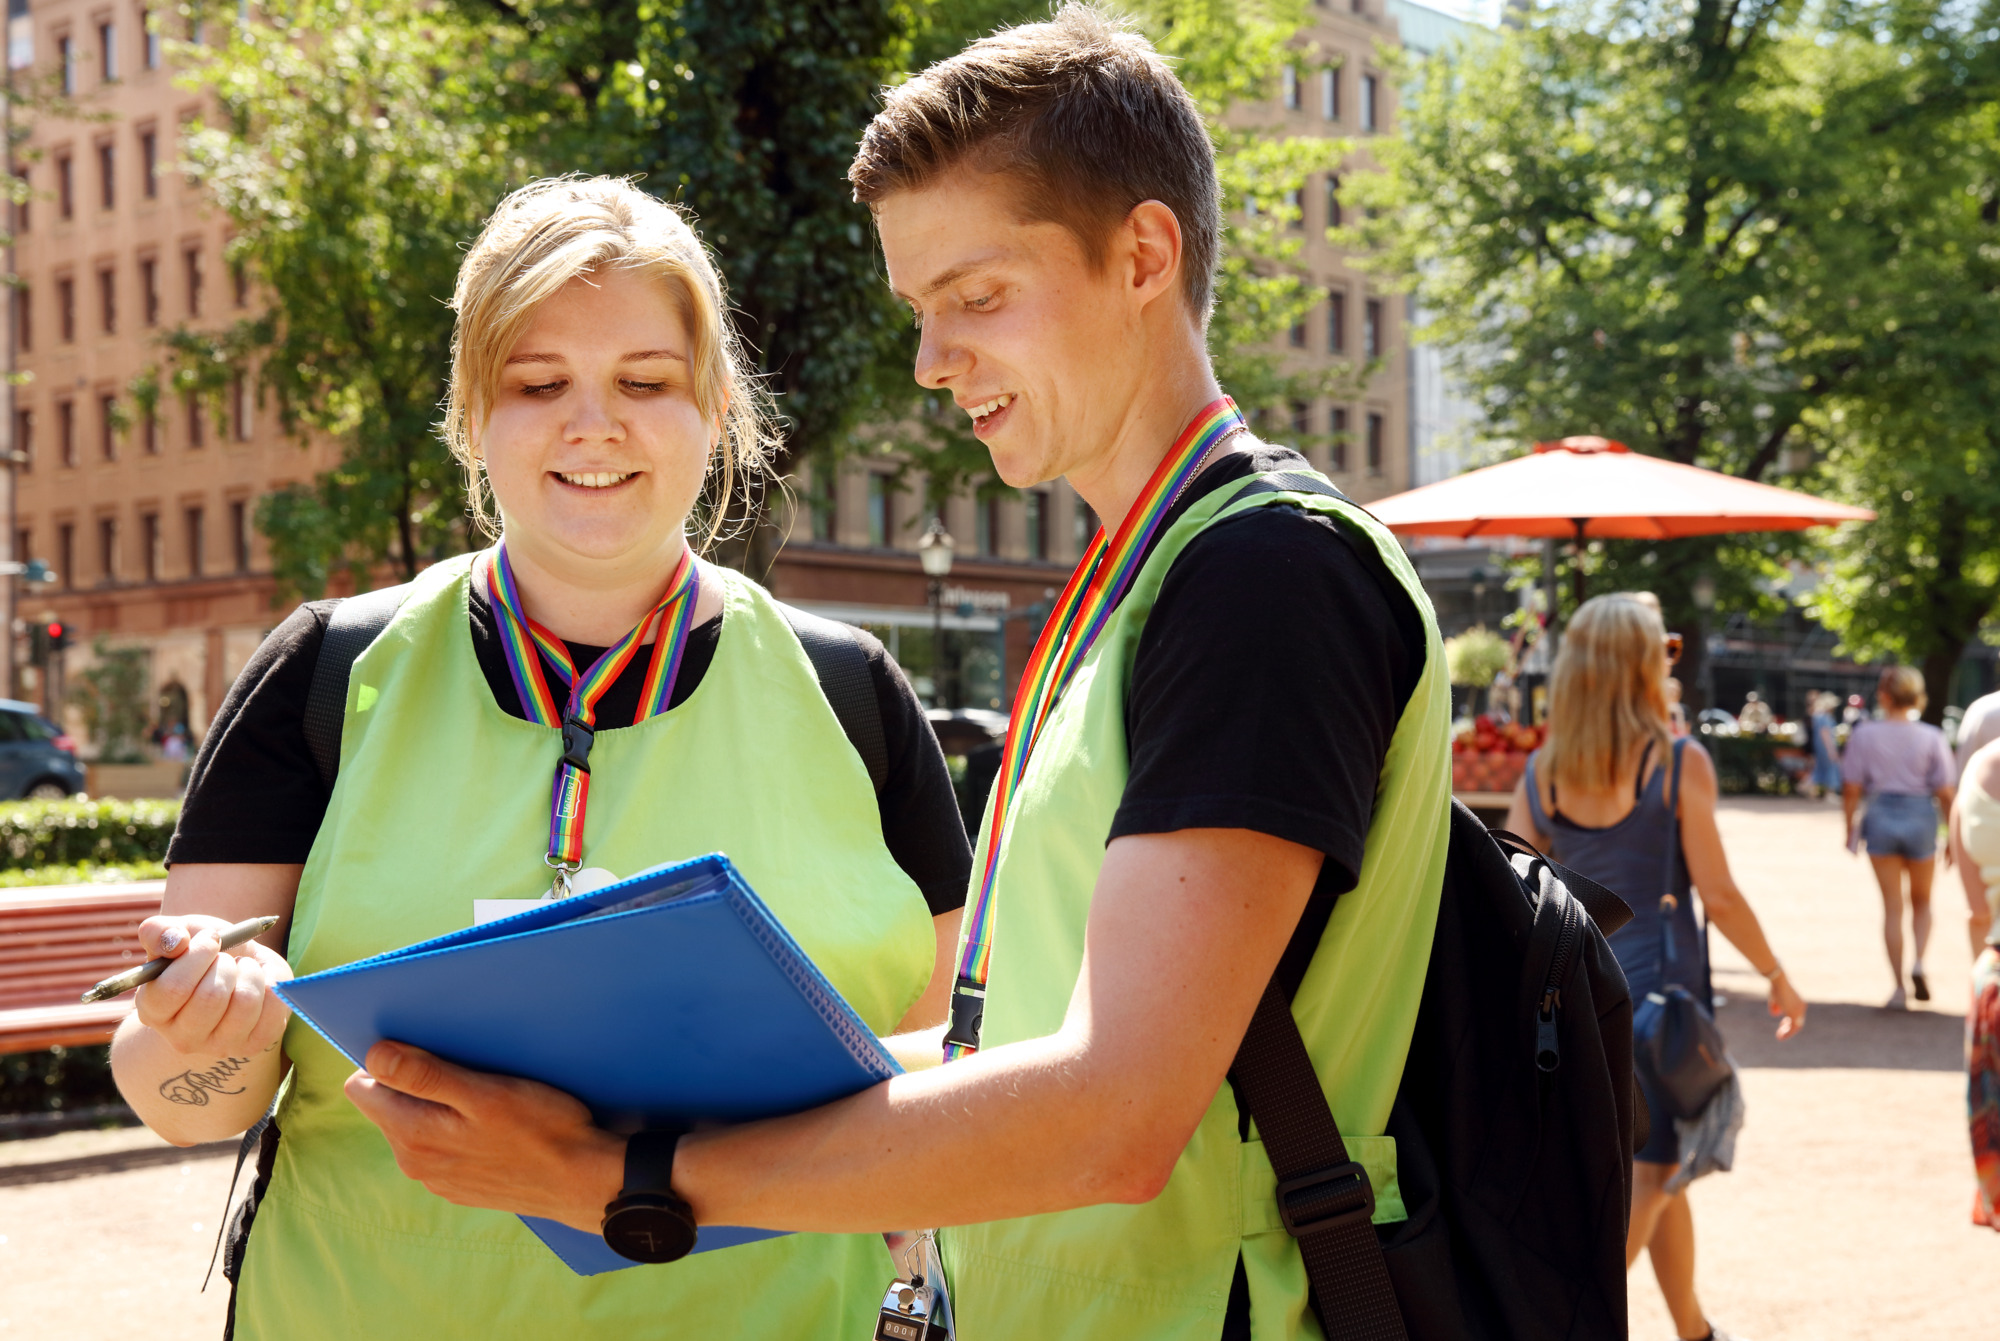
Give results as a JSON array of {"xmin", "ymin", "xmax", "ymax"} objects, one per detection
[
  {"xmin": 943, "ymin": 397, "xmax": 1246, "ymax": 1061},
  {"xmin": 486, "ymin": 543, "xmax": 701, "ymax": 873}
]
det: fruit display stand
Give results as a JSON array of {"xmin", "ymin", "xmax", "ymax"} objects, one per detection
[{"xmin": 1452, "ymin": 718, "xmax": 1547, "ymax": 824}]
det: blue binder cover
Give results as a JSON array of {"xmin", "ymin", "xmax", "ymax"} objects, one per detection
[{"xmin": 273, "ymin": 853, "xmax": 901, "ymax": 1276}]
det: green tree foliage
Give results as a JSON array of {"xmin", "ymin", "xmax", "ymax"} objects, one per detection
[
  {"xmin": 66, "ymin": 639, "xmax": 153, "ymax": 763},
  {"xmin": 1353, "ymin": 0, "xmax": 2000, "ymax": 709}
]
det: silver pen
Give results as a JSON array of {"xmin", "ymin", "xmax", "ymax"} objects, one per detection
[{"xmin": 80, "ymin": 914, "xmax": 281, "ymax": 1004}]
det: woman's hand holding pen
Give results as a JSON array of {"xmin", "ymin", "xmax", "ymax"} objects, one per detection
[{"xmin": 132, "ymin": 913, "xmax": 294, "ymax": 1059}]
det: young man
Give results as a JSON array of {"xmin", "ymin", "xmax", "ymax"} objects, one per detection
[{"xmin": 346, "ymin": 8, "xmax": 1452, "ymax": 1338}]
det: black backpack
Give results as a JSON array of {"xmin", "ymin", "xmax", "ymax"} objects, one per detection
[{"xmin": 1232, "ymin": 799, "xmax": 1637, "ymax": 1341}]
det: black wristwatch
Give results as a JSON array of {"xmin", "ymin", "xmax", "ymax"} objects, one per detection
[{"xmin": 601, "ymin": 1129, "xmax": 698, "ymax": 1264}]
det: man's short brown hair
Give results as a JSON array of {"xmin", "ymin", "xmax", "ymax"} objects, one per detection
[{"xmin": 850, "ymin": 4, "xmax": 1221, "ymax": 325}]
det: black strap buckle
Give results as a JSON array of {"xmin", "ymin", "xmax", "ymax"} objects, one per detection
[
  {"xmin": 942, "ymin": 977, "xmax": 985, "ymax": 1052},
  {"xmin": 1276, "ymin": 1160, "xmax": 1375, "ymax": 1239},
  {"xmin": 561, "ymin": 717, "xmax": 596, "ymax": 772}
]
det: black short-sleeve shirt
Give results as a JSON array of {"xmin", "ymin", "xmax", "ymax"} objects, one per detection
[
  {"xmin": 1112, "ymin": 444, "xmax": 1428, "ymax": 905},
  {"xmin": 168, "ymin": 582, "xmax": 973, "ymax": 917}
]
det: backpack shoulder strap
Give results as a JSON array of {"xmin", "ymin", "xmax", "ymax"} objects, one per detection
[
  {"xmin": 303, "ymin": 582, "xmax": 412, "ymax": 791},
  {"xmin": 778, "ymin": 602, "xmax": 889, "ymax": 795}
]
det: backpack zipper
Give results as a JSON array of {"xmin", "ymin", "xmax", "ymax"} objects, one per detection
[{"xmin": 1535, "ymin": 882, "xmax": 1581, "ymax": 1073}]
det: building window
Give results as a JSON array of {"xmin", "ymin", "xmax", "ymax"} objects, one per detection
[
  {"xmin": 1074, "ymin": 499, "xmax": 1098, "ymax": 551},
  {"xmin": 98, "ymin": 21, "xmax": 116, "ymax": 81},
  {"xmin": 1362, "ymin": 73, "xmax": 1379, "ymax": 132},
  {"xmin": 144, "ymin": 10, "xmax": 162, "ymax": 69},
  {"xmin": 140, "ymin": 129, "xmax": 157, "ymax": 198},
  {"xmin": 1364, "ymin": 299, "xmax": 1384, "ymax": 358},
  {"xmin": 231, "ymin": 258, "xmax": 248, "ymax": 308},
  {"xmin": 140, "ymin": 512, "xmax": 159, "ymax": 582},
  {"xmin": 13, "ymin": 409, "xmax": 31, "ymax": 474},
  {"xmin": 14, "ymin": 529, "xmax": 27, "ymax": 568},
  {"xmin": 975, "ymin": 494, "xmax": 999, "ymax": 557},
  {"xmin": 1281, "ymin": 63, "xmax": 1300, "ymax": 111},
  {"xmin": 58, "ymin": 523, "xmax": 74, "ymax": 589},
  {"xmin": 1331, "ymin": 407, "xmax": 1349, "ymax": 473},
  {"xmin": 13, "ymin": 285, "xmax": 28, "ymax": 353},
  {"xmin": 1321, "ymin": 67, "xmax": 1339, "ymax": 121},
  {"xmin": 1289, "ymin": 400, "xmax": 1311, "ymax": 446},
  {"xmin": 1288, "ymin": 313, "xmax": 1307, "ymax": 349},
  {"xmin": 808, "ymin": 465, "xmax": 837, "ymax": 541},
  {"xmin": 1328, "ymin": 289, "xmax": 1346, "ymax": 354},
  {"xmin": 1352, "ymin": 0, "xmax": 1365, "ymax": 13},
  {"xmin": 100, "ymin": 394, "xmax": 118, "ymax": 460},
  {"xmin": 1025, "ymin": 490, "xmax": 1049, "ymax": 561},
  {"xmin": 140, "ymin": 257, "xmax": 158, "ymax": 325},
  {"xmin": 55, "ymin": 154, "xmax": 72, "ymax": 219},
  {"xmin": 1366, "ymin": 412, "xmax": 1385, "ymax": 475},
  {"xmin": 57, "ymin": 277, "xmax": 74, "ymax": 343},
  {"xmin": 141, "ymin": 404, "xmax": 158, "ymax": 455},
  {"xmin": 58, "ymin": 400, "xmax": 76, "ymax": 466},
  {"xmin": 866, "ymin": 474, "xmax": 888, "ymax": 547},
  {"xmin": 184, "ymin": 246, "xmax": 202, "ymax": 317},
  {"xmin": 1325, "ymin": 174, "xmax": 1342, "ymax": 230},
  {"xmin": 13, "ymin": 170, "xmax": 28, "ymax": 233},
  {"xmin": 98, "ymin": 517, "xmax": 118, "ymax": 583},
  {"xmin": 230, "ymin": 499, "xmax": 250, "ymax": 571},
  {"xmin": 97, "ymin": 267, "xmax": 115, "ymax": 334},
  {"xmin": 1285, "ymin": 187, "xmax": 1303, "ymax": 232},
  {"xmin": 232, "ymin": 374, "xmax": 251, "ymax": 440},
  {"xmin": 184, "ymin": 393, "xmax": 205, "ymax": 448},
  {"xmin": 185, "ymin": 505, "xmax": 204, "ymax": 576},
  {"xmin": 58, "ymin": 34, "xmax": 74, "ymax": 95},
  {"xmin": 96, "ymin": 140, "xmax": 114, "ymax": 210}
]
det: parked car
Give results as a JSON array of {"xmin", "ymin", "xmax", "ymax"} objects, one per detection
[{"xmin": 0, "ymin": 699, "xmax": 86, "ymax": 798}]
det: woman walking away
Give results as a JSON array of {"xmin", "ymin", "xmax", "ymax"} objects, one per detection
[
  {"xmin": 1808, "ymin": 692, "xmax": 1843, "ymax": 801},
  {"xmin": 1841, "ymin": 666, "xmax": 1956, "ymax": 1007},
  {"xmin": 1508, "ymin": 594, "xmax": 1806, "ymax": 1341},
  {"xmin": 1947, "ymin": 738, "xmax": 2000, "ymax": 1229}
]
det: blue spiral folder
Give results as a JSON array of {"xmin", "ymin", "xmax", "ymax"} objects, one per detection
[{"xmin": 273, "ymin": 853, "xmax": 902, "ymax": 1276}]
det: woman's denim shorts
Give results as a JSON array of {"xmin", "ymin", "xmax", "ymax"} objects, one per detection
[{"xmin": 1863, "ymin": 792, "xmax": 1940, "ymax": 860}]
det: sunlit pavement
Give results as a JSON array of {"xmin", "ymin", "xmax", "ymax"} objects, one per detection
[
  {"xmin": 1627, "ymin": 795, "xmax": 1989, "ymax": 1340},
  {"xmin": 1, "ymin": 795, "xmax": 1989, "ymax": 1339}
]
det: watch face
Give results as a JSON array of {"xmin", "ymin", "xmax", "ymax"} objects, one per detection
[{"xmin": 603, "ymin": 1201, "xmax": 698, "ymax": 1264}]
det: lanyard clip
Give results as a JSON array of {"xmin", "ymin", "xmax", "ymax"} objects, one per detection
[{"xmin": 561, "ymin": 717, "xmax": 596, "ymax": 773}]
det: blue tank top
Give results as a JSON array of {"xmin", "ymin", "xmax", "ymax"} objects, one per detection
[{"xmin": 1525, "ymin": 739, "xmax": 1703, "ymax": 998}]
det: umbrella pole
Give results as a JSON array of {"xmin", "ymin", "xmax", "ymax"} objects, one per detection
[{"xmin": 1570, "ymin": 518, "xmax": 1588, "ymax": 614}]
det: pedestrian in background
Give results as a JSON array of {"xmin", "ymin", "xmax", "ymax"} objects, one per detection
[
  {"xmin": 1842, "ymin": 666, "xmax": 1956, "ymax": 1007},
  {"xmin": 1957, "ymin": 684, "xmax": 2000, "ymax": 778},
  {"xmin": 1808, "ymin": 691, "xmax": 1843, "ymax": 801},
  {"xmin": 1948, "ymin": 737, "xmax": 2000, "ymax": 1229},
  {"xmin": 1507, "ymin": 593, "xmax": 1805, "ymax": 1341}
]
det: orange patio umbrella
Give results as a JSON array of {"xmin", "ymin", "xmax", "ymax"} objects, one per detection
[{"xmin": 1370, "ymin": 436, "xmax": 1875, "ymax": 613}]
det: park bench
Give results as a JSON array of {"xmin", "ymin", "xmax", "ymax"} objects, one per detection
[{"xmin": 0, "ymin": 883, "xmax": 166, "ymax": 1055}]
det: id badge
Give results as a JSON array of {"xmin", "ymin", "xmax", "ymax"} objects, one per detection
[
  {"xmin": 875, "ymin": 1230, "xmax": 953, "ymax": 1341},
  {"xmin": 473, "ymin": 867, "xmax": 620, "ymax": 925}
]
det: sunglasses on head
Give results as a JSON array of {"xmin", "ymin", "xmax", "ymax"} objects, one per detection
[{"xmin": 1664, "ymin": 632, "xmax": 1684, "ymax": 665}]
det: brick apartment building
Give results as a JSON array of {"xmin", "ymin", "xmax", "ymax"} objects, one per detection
[{"xmin": 0, "ymin": 0, "xmax": 1436, "ymax": 754}]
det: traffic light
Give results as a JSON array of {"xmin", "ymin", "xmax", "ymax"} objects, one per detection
[
  {"xmin": 28, "ymin": 623, "xmax": 47, "ymax": 666},
  {"xmin": 45, "ymin": 621, "xmax": 69, "ymax": 654}
]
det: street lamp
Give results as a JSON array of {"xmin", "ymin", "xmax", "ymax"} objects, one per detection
[{"xmin": 918, "ymin": 519, "xmax": 955, "ymax": 708}]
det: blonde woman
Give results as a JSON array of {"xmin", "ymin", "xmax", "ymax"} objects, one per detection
[
  {"xmin": 107, "ymin": 178, "xmax": 969, "ymax": 1337},
  {"xmin": 1507, "ymin": 594, "xmax": 1804, "ymax": 1341},
  {"xmin": 1841, "ymin": 666, "xmax": 1956, "ymax": 1007}
]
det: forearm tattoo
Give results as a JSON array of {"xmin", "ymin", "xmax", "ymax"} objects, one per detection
[{"xmin": 159, "ymin": 1054, "xmax": 256, "ymax": 1106}]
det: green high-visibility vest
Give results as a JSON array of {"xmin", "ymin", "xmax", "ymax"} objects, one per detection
[
  {"xmin": 233, "ymin": 552, "xmax": 936, "ymax": 1339},
  {"xmin": 940, "ymin": 471, "xmax": 1452, "ymax": 1340}
]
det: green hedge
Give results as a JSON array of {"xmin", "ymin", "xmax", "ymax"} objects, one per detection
[
  {"xmin": 0, "ymin": 799, "xmax": 179, "ymax": 871},
  {"xmin": 1, "ymin": 1044, "xmax": 122, "ymax": 1121}
]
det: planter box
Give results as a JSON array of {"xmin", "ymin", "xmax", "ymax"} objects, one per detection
[{"xmin": 84, "ymin": 763, "xmax": 188, "ymax": 800}]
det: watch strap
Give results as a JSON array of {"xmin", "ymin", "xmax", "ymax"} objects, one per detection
[{"xmin": 622, "ymin": 1128, "xmax": 683, "ymax": 1198}]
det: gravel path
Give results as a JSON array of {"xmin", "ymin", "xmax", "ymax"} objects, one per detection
[{"xmin": 1626, "ymin": 795, "xmax": 1989, "ymax": 1340}]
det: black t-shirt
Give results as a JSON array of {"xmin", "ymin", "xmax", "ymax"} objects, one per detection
[
  {"xmin": 1113, "ymin": 443, "xmax": 1427, "ymax": 911},
  {"xmin": 168, "ymin": 582, "xmax": 974, "ymax": 917}
]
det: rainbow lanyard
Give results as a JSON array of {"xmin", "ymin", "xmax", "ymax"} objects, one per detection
[
  {"xmin": 483, "ymin": 542, "xmax": 701, "ymax": 888},
  {"xmin": 943, "ymin": 397, "xmax": 1247, "ymax": 1060}
]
